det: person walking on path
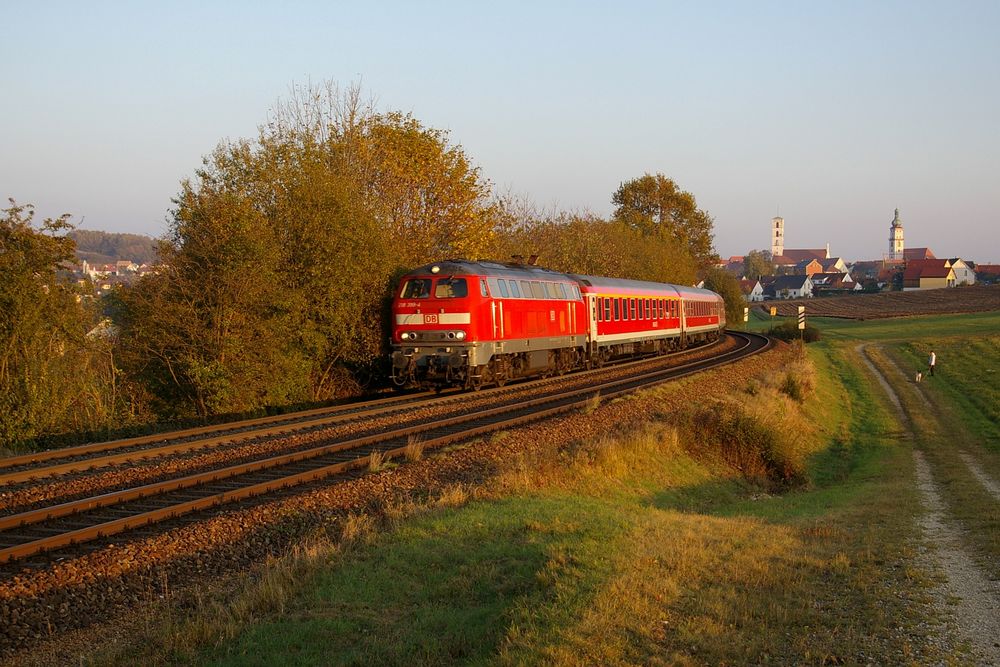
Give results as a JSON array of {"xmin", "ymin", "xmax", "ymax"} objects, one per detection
[{"xmin": 928, "ymin": 349, "xmax": 937, "ymax": 376}]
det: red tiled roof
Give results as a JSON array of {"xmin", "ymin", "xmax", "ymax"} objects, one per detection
[
  {"xmin": 903, "ymin": 260, "xmax": 952, "ymax": 280},
  {"xmin": 903, "ymin": 247, "xmax": 936, "ymax": 260},
  {"xmin": 779, "ymin": 248, "xmax": 828, "ymax": 263},
  {"xmin": 976, "ymin": 264, "xmax": 1000, "ymax": 275}
]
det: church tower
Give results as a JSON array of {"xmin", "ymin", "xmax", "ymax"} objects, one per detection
[
  {"xmin": 771, "ymin": 216, "xmax": 784, "ymax": 257},
  {"xmin": 889, "ymin": 208, "xmax": 904, "ymax": 260}
]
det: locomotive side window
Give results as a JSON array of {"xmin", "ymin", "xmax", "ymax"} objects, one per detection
[
  {"xmin": 572, "ymin": 285, "xmax": 582, "ymax": 300},
  {"xmin": 434, "ymin": 278, "xmax": 468, "ymax": 298},
  {"xmin": 401, "ymin": 279, "xmax": 432, "ymax": 299},
  {"xmin": 496, "ymin": 280, "xmax": 510, "ymax": 298},
  {"xmin": 480, "ymin": 279, "xmax": 489, "ymax": 297},
  {"xmin": 520, "ymin": 280, "xmax": 532, "ymax": 298},
  {"xmin": 530, "ymin": 281, "xmax": 546, "ymax": 299},
  {"xmin": 545, "ymin": 282, "xmax": 560, "ymax": 299},
  {"xmin": 509, "ymin": 280, "xmax": 521, "ymax": 298},
  {"xmin": 557, "ymin": 284, "xmax": 568, "ymax": 299}
]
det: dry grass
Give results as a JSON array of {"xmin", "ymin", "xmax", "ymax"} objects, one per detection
[
  {"xmin": 403, "ymin": 435, "xmax": 424, "ymax": 462},
  {"xmin": 580, "ymin": 392, "xmax": 601, "ymax": 415},
  {"xmin": 367, "ymin": 449, "xmax": 385, "ymax": 472}
]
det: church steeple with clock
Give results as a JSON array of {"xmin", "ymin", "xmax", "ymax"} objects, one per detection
[{"xmin": 889, "ymin": 208, "xmax": 904, "ymax": 260}]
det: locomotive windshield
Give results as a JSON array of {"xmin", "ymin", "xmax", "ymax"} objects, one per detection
[
  {"xmin": 434, "ymin": 277, "xmax": 468, "ymax": 298},
  {"xmin": 401, "ymin": 279, "xmax": 432, "ymax": 299}
]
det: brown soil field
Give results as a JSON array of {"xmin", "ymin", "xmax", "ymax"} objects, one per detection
[{"xmin": 760, "ymin": 284, "xmax": 1000, "ymax": 319}]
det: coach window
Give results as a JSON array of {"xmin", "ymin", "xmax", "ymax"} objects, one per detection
[
  {"xmin": 401, "ymin": 278, "xmax": 432, "ymax": 299},
  {"xmin": 435, "ymin": 277, "xmax": 468, "ymax": 298},
  {"xmin": 596, "ymin": 299, "xmax": 603, "ymax": 321},
  {"xmin": 603, "ymin": 297, "xmax": 611, "ymax": 321},
  {"xmin": 613, "ymin": 298, "xmax": 620, "ymax": 321},
  {"xmin": 496, "ymin": 279, "xmax": 510, "ymax": 298},
  {"xmin": 629, "ymin": 298, "xmax": 636, "ymax": 320},
  {"xmin": 530, "ymin": 281, "xmax": 546, "ymax": 299},
  {"xmin": 480, "ymin": 279, "xmax": 489, "ymax": 297}
]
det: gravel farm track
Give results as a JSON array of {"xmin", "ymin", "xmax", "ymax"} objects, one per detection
[
  {"xmin": 0, "ymin": 333, "xmax": 773, "ymax": 664},
  {"xmin": 765, "ymin": 284, "xmax": 1000, "ymax": 319}
]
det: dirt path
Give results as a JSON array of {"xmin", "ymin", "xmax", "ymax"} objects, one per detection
[{"xmin": 859, "ymin": 345, "xmax": 1000, "ymax": 664}]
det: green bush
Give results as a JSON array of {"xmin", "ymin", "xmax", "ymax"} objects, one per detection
[{"xmin": 768, "ymin": 320, "xmax": 821, "ymax": 343}]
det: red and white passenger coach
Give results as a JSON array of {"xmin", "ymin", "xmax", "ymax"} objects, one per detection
[{"xmin": 391, "ymin": 260, "xmax": 725, "ymax": 389}]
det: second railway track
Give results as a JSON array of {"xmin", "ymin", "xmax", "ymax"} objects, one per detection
[{"xmin": 0, "ymin": 332, "xmax": 769, "ymax": 567}]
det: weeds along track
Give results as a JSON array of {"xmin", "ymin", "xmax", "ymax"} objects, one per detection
[{"xmin": 0, "ymin": 333, "xmax": 768, "ymax": 568}]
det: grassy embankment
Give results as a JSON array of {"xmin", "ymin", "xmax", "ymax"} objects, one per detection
[{"xmin": 92, "ymin": 315, "xmax": 1000, "ymax": 665}]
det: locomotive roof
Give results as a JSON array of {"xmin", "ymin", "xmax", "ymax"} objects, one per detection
[{"xmin": 404, "ymin": 259, "xmax": 576, "ymax": 281}]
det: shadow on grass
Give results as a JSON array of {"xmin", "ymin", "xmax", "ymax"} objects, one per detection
[{"xmin": 205, "ymin": 496, "xmax": 624, "ymax": 667}]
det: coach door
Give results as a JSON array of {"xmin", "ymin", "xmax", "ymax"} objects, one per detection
[{"xmin": 587, "ymin": 294, "xmax": 598, "ymax": 342}]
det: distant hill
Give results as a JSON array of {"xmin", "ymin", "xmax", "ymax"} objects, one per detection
[{"xmin": 68, "ymin": 229, "xmax": 159, "ymax": 265}]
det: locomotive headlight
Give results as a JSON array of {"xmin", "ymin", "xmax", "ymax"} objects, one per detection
[
  {"xmin": 454, "ymin": 330, "xmax": 466, "ymax": 341},
  {"xmin": 401, "ymin": 331, "xmax": 416, "ymax": 341}
]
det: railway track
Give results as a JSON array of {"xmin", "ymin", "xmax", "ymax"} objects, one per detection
[{"xmin": 0, "ymin": 332, "xmax": 769, "ymax": 567}]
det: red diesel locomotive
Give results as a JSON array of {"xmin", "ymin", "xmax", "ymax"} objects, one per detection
[{"xmin": 390, "ymin": 259, "xmax": 725, "ymax": 389}]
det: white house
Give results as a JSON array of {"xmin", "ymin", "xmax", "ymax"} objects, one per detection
[
  {"xmin": 739, "ymin": 278, "xmax": 765, "ymax": 302},
  {"xmin": 948, "ymin": 258, "xmax": 976, "ymax": 286},
  {"xmin": 770, "ymin": 274, "xmax": 813, "ymax": 299}
]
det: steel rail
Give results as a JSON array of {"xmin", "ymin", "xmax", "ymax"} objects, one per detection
[
  {"xmin": 0, "ymin": 390, "xmax": 435, "ymax": 471},
  {"xmin": 0, "ymin": 333, "xmax": 768, "ymax": 565}
]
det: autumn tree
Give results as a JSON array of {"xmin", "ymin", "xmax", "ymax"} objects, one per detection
[
  {"xmin": 742, "ymin": 249, "xmax": 773, "ymax": 280},
  {"xmin": 701, "ymin": 267, "xmax": 746, "ymax": 327},
  {"xmin": 495, "ymin": 212, "xmax": 697, "ymax": 285},
  {"xmin": 612, "ymin": 173, "xmax": 715, "ymax": 266},
  {"xmin": 120, "ymin": 82, "xmax": 499, "ymax": 417},
  {"xmin": 0, "ymin": 201, "xmax": 143, "ymax": 448}
]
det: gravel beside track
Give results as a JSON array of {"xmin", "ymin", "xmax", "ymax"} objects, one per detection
[{"xmin": 2, "ymin": 337, "xmax": 774, "ymax": 664}]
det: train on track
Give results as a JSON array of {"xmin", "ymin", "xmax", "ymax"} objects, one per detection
[{"xmin": 391, "ymin": 259, "xmax": 726, "ymax": 389}]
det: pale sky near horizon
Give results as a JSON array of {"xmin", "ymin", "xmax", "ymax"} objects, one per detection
[{"xmin": 3, "ymin": 1, "xmax": 999, "ymax": 262}]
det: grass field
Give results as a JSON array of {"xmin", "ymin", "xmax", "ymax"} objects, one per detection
[{"xmin": 91, "ymin": 311, "xmax": 1000, "ymax": 665}]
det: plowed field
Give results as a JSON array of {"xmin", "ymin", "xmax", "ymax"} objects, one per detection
[{"xmin": 761, "ymin": 285, "xmax": 1000, "ymax": 320}]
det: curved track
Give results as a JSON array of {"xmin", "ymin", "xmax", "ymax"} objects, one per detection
[{"xmin": 0, "ymin": 332, "xmax": 769, "ymax": 566}]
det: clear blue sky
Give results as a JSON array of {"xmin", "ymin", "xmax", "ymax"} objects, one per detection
[{"xmin": 4, "ymin": 0, "xmax": 999, "ymax": 262}]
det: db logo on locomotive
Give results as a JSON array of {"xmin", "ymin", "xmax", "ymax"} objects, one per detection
[{"xmin": 423, "ymin": 314, "xmax": 438, "ymax": 324}]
